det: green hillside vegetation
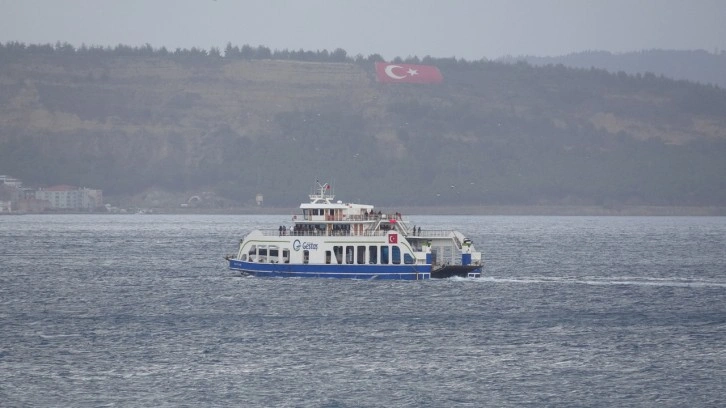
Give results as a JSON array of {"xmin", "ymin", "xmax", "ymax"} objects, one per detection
[
  {"xmin": 510, "ymin": 49, "xmax": 726, "ymax": 88},
  {"xmin": 1, "ymin": 42, "xmax": 725, "ymax": 209}
]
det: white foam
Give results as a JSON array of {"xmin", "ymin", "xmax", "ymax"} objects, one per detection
[{"xmin": 471, "ymin": 276, "xmax": 726, "ymax": 288}]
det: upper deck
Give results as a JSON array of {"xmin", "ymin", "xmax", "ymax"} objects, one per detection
[
  {"xmin": 255, "ymin": 228, "xmax": 458, "ymax": 238},
  {"xmin": 287, "ymin": 182, "xmax": 471, "ymax": 246},
  {"xmin": 299, "ymin": 182, "xmax": 374, "ymax": 221}
]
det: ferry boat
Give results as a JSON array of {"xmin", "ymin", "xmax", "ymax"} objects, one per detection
[{"xmin": 227, "ymin": 182, "xmax": 483, "ymax": 280}]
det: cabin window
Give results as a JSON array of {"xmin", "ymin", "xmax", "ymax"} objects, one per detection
[
  {"xmin": 392, "ymin": 246, "xmax": 401, "ymax": 264},
  {"xmin": 270, "ymin": 247, "xmax": 279, "ymax": 263},
  {"xmin": 303, "ymin": 250, "xmax": 309, "ymax": 264},
  {"xmin": 404, "ymin": 253, "xmax": 414, "ymax": 264},
  {"xmin": 334, "ymin": 246, "xmax": 343, "ymax": 264},
  {"xmin": 258, "ymin": 246, "xmax": 267, "ymax": 263},
  {"xmin": 325, "ymin": 250, "xmax": 332, "ymax": 264},
  {"xmin": 248, "ymin": 245, "xmax": 257, "ymax": 258},
  {"xmin": 357, "ymin": 246, "xmax": 366, "ymax": 264},
  {"xmin": 283, "ymin": 249, "xmax": 290, "ymax": 264},
  {"xmin": 346, "ymin": 246, "xmax": 354, "ymax": 264},
  {"xmin": 369, "ymin": 245, "xmax": 377, "ymax": 264},
  {"xmin": 380, "ymin": 246, "xmax": 389, "ymax": 264}
]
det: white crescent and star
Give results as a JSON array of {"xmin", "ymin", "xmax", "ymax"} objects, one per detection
[{"xmin": 384, "ymin": 65, "xmax": 419, "ymax": 79}]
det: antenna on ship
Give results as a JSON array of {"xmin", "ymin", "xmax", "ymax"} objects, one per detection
[{"xmin": 311, "ymin": 179, "xmax": 334, "ymax": 203}]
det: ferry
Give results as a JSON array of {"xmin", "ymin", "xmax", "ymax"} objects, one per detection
[{"xmin": 227, "ymin": 182, "xmax": 483, "ymax": 280}]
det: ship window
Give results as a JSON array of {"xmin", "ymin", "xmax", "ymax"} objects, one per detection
[
  {"xmin": 303, "ymin": 250, "xmax": 309, "ymax": 264},
  {"xmin": 346, "ymin": 246, "xmax": 354, "ymax": 264},
  {"xmin": 392, "ymin": 246, "xmax": 401, "ymax": 264},
  {"xmin": 404, "ymin": 253, "xmax": 414, "ymax": 264},
  {"xmin": 381, "ymin": 246, "xmax": 389, "ymax": 264},
  {"xmin": 270, "ymin": 247, "xmax": 279, "ymax": 263},
  {"xmin": 369, "ymin": 245, "xmax": 377, "ymax": 264},
  {"xmin": 357, "ymin": 246, "xmax": 366, "ymax": 264},
  {"xmin": 325, "ymin": 250, "xmax": 332, "ymax": 264},
  {"xmin": 334, "ymin": 246, "xmax": 343, "ymax": 264},
  {"xmin": 283, "ymin": 249, "xmax": 290, "ymax": 264}
]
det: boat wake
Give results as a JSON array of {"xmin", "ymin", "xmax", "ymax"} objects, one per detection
[{"xmin": 456, "ymin": 275, "xmax": 726, "ymax": 288}]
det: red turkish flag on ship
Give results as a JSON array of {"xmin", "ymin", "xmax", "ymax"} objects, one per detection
[{"xmin": 375, "ymin": 62, "xmax": 443, "ymax": 84}]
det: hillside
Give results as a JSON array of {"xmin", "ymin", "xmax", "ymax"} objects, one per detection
[
  {"xmin": 1, "ymin": 44, "xmax": 725, "ymax": 210},
  {"xmin": 506, "ymin": 49, "xmax": 726, "ymax": 88}
]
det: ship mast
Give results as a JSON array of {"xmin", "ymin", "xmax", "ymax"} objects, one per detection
[{"xmin": 309, "ymin": 181, "xmax": 334, "ymax": 204}]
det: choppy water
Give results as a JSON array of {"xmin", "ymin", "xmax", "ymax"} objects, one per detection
[{"xmin": 1, "ymin": 214, "xmax": 725, "ymax": 407}]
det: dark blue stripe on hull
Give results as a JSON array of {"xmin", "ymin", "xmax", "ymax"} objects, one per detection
[{"xmin": 229, "ymin": 260, "xmax": 431, "ymax": 280}]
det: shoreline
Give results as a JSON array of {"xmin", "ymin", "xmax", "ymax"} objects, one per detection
[{"xmin": 4, "ymin": 205, "xmax": 725, "ymax": 216}]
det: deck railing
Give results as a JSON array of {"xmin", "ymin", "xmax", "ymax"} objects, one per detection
[
  {"xmin": 258, "ymin": 229, "xmax": 454, "ymax": 238},
  {"xmin": 300, "ymin": 213, "xmax": 398, "ymax": 222}
]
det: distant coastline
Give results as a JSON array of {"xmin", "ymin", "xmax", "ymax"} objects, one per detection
[{"xmin": 5, "ymin": 205, "xmax": 721, "ymax": 216}]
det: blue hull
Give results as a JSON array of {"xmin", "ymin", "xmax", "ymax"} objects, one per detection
[{"xmin": 229, "ymin": 260, "xmax": 432, "ymax": 280}]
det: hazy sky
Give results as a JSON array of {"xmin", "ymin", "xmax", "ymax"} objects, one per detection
[{"xmin": 2, "ymin": 0, "xmax": 725, "ymax": 60}]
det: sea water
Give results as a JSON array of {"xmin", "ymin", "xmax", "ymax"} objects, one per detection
[{"xmin": 1, "ymin": 214, "xmax": 725, "ymax": 407}]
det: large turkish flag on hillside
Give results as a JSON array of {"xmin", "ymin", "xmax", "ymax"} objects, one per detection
[{"xmin": 375, "ymin": 62, "xmax": 443, "ymax": 84}]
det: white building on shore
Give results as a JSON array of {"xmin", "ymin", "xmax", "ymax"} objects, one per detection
[
  {"xmin": 0, "ymin": 175, "xmax": 21, "ymax": 212},
  {"xmin": 35, "ymin": 185, "xmax": 103, "ymax": 211},
  {"xmin": 1, "ymin": 175, "xmax": 104, "ymax": 212},
  {"xmin": 0, "ymin": 175, "xmax": 22, "ymax": 188}
]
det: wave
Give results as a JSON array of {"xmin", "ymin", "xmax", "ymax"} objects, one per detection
[{"xmin": 464, "ymin": 275, "xmax": 726, "ymax": 288}]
